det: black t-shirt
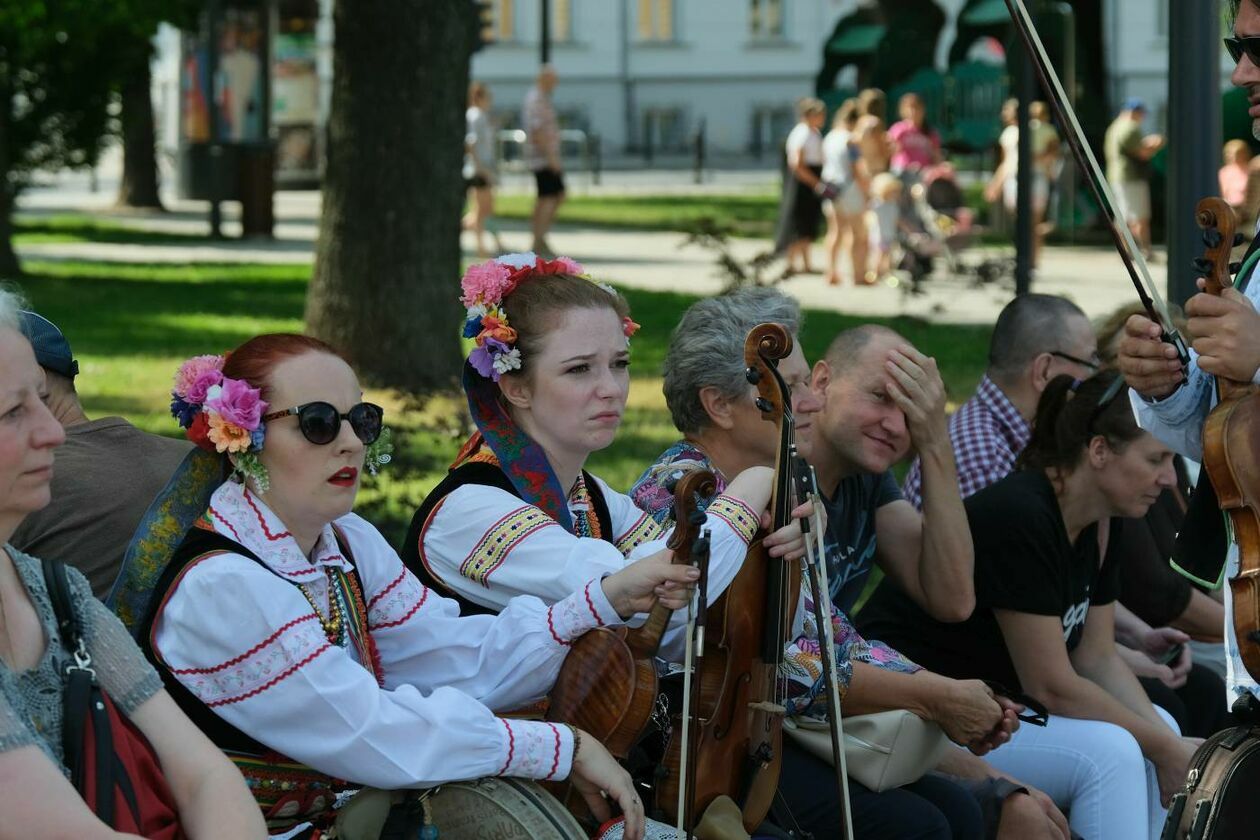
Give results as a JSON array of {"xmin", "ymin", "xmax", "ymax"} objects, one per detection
[
  {"xmin": 821, "ymin": 470, "xmax": 903, "ymax": 614},
  {"xmin": 857, "ymin": 469, "xmax": 1122, "ymax": 694}
]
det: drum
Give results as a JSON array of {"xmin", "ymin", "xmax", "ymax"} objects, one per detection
[{"xmin": 423, "ymin": 778, "xmax": 585, "ymax": 839}]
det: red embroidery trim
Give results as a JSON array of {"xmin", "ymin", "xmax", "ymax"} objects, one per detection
[
  {"xmin": 366, "ymin": 567, "xmax": 408, "ymax": 611},
  {"xmin": 341, "ymin": 569, "xmax": 385, "ymax": 685},
  {"xmin": 207, "ymin": 505, "xmax": 245, "ymax": 544},
  {"xmin": 206, "ymin": 643, "xmax": 333, "ymax": 707},
  {"xmin": 545, "ymin": 722, "xmax": 562, "ymax": 780},
  {"xmin": 498, "ymin": 720, "xmax": 516, "ymax": 775},
  {"xmin": 371, "ymin": 590, "xmax": 427, "ymax": 631},
  {"xmin": 243, "ymin": 488, "xmax": 293, "ymax": 541},
  {"xmin": 171, "ymin": 615, "xmax": 319, "ymax": 675},
  {"xmin": 583, "ymin": 582, "xmax": 604, "ymax": 627},
  {"xmin": 545, "ymin": 605, "xmax": 569, "ymax": 646}
]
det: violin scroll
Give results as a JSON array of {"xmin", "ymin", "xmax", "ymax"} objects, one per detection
[
  {"xmin": 744, "ymin": 323, "xmax": 793, "ymax": 421},
  {"xmin": 1195, "ymin": 197, "xmax": 1240, "ymax": 298}
]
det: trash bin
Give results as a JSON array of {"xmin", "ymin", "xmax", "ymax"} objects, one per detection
[{"xmin": 237, "ymin": 144, "xmax": 275, "ymax": 238}]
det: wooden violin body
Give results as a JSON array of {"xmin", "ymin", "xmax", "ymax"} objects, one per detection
[
  {"xmin": 655, "ymin": 323, "xmax": 802, "ymax": 832},
  {"xmin": 1195, "ymin": 198, "xmax": 1260, "ymax": 682}
]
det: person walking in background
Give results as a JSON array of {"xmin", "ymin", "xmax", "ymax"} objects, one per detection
[
  {"xmin": 867, "ymin": 172, "xmax": 903, "ymax": 283},
  {"xmin": 987, "ymin": 99, "xmax": 1058, "ymax": 269},
  {"xmin": 523, "ymin": 64, "xmax": 564, "ymax": 257},
  {"xmin": 1104, "ymin": 98, "xmax": 1163, "ymax": 260},
  {"xmin": 856, "ymin": 87, "xmax": 892, "ymax": 176},
  {"xmin": 821, "ymin": 98, "xmax": 870, "ymax": 286},
  {"xmin": 888, "ymin": 92, "xmax": 942, "ymax": 179},
  {"xmin": 774, "ymin": 97, "xmax": 831, "ymax": 277},
  {"xmin": 462, "ymin": 81, "xmax": 504, "ymax": 259},
  {"xmin": 1219, "ymin": 139, "xmax": 1253, "ymax": 225}
]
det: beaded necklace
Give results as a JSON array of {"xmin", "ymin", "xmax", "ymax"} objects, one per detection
[{"xmin": 298, "ymin": 570, "xmax": 347, "ymax": 646}]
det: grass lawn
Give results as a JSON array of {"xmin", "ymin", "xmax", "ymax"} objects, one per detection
[
  {"xmin": 12, "ymin": 258, "xmax": 992, "ymax": 549},
  {"xmin": 494, "ymin": 193, "xmax": 781, "ymax": 238}
]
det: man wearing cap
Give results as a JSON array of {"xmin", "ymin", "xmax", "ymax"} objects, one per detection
[
  {"xmin": 11, "ymin": 311, "xmax": 190, "ymax": 599},
  {"xmin": 1104, "ymin": 98, "xmax": 1164, "ymax": 260}
]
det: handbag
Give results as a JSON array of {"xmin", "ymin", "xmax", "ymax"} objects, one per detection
[
  {"xmin": 784, "ymin": 710, "xmax": 950, "ymax": 793},
  {"xmin": 43, "ymin": 557, "xmax": 185, "ymax": 839}
]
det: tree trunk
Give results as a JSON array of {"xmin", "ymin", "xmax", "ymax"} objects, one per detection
[
  {"xmin": 116, "ymin": 54, "xmax": 164, "ymax": 210},
  {"xmin": 307, "ymin": 0, "xmax": 474, "ymax": 392}
]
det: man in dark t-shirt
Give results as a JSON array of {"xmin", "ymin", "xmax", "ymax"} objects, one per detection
[{"xmin": 803, "ymin": 324, "xmax": 973, "ymax": 621}]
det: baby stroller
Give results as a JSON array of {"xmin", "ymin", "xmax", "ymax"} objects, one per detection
[{"xmin": 906, "ymin": 163, "xmax": 1014, "ymax": 290}]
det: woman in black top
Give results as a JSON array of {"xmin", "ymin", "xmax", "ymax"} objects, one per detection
[{"xmin": 859, "ymin": 372, "xmax": 1201, "ymax": 840}]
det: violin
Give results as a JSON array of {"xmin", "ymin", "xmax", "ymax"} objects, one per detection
[
  {"xmin": 654, "ymin": 323, "xmax": 802, "ymax": 832},
  {"xmin": 1193, "ymin": 197, "xmax": 1260, "ymax": 682}
]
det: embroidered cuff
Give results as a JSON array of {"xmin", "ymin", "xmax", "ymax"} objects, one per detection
[
  {"xmin": 496, "ymin": 718, "xmax": 574, "ymax": 781},
  {"xmin": 546, "ymin": 579, "xmax": 620, "ymax": 644},
  {"xmin": 614, "ymin": 512, "xmax": 665, "ymax": 557},
  {"xmin": 706, "ymin": 495, "xmax": 760, "ymax": 544}
]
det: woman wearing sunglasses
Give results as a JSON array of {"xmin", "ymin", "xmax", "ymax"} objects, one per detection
[
  {"xmin": 859, "ymin": 371, "xmax": 1201, "ymax": 840},
  {"xmin": 139, "ymin": 333, "xmax": 699, "ymax": 840}
]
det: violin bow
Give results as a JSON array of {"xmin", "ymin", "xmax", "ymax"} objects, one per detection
[
  {"xmin": 1001, "ymin": 0, "xmax": 1190, "ymax": 366},
  {"xmin": 674, "ymin": 524, "xmax": 710, "ymax": 840},
  {"xmin": 792, "ymin": 451, "xmax": 855, "ymax": 840}
]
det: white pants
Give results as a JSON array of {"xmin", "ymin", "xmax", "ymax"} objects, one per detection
[{"xmin": 979, "ymin": 706, "xmax": 1179, "ymax": 840}]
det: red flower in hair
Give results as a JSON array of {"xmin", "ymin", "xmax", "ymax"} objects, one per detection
[{"xmin": 186, "ymin": 411, "xmax": 214, "ymax": 452}]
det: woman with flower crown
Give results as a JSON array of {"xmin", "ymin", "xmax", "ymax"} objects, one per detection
[
  {"xmin": 138, "ymin": 332, "xmax": 699, "ymax": 840},
  {"xmin": 402, "ymin": 253, "xmax": 806, "ymax": 667}
]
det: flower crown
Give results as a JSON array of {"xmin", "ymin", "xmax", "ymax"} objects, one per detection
[
  {"xmin": 170, "ymin": 354, "xmax": 271, "ymax": 489},
  {"xmin": 460, "ymin": 252, "xmax": 641, "ymax": 382}
]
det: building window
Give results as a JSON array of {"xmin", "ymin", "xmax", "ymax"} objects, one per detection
[
  {"xmin": 638, "ymin": 0, "xmax": 674, "ymax": 42},
  {"xmin": 750, "ymin": 0, "xmax": 785, "ymax": 41},
  {"xmin": 642, "ymin": 107, "xmax": 687, "ymax": 152},
  {"xmin": 483, "ymin": 0, "xmax": 514, "ymax": 42},
  {"xmin": 553, "ymin": 0, "xmax": 573, "ymax": 42},
  {"xmin": 749, "ymin": 105, "xmax": 794, "ymax": 158}
]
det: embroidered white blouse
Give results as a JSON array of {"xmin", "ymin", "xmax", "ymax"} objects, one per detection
[
  {"xmin": 152, "ymin": 481, "xmax": 624, "ymax": 789},
  {"xmin": 417, "ymin": 473, "xmax": 760, "ymax": 661}
]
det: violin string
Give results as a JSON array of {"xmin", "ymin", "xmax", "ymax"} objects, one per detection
[{"xmin": 1002, "ymin": 0, "xmax": 1178, "ymax": 327}]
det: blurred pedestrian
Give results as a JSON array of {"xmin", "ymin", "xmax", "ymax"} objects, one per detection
[
  {"xmin": 1104, "ymin": 98, "xmax": 1163, "ymax": 260},
  {"xmin": 986, "ymin": 99, "xmax": 1058, "ymax": 268},
  {"xmin": 1220, "ymin": 139, "xmax": 1252, "ymax": 222},
  {"xmin": 524, "ymin": 64, "xmax": 564, "ymax": 257},
  {"xmin": 821, "ymin": 98, "xmax": 870, "ymax": 286},
  {"xmin": 774, "ymin": 97, "xmax": 830, "ymax": 276},
  {"xmin": 461, "ymin": 81, "xmax": 505, "ymax": 259},
  {"xmin": 888, "ymin": 92, "xmax": 942, "ymax": 178},
  {"xmin": 856, "ymin": 88, "xmax": 891, "ymax": 175},
  {"xmin": 867, "ymin": 172, "xmax": 903, "ymax": 283}
]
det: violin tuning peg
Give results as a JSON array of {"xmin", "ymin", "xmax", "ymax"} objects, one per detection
[
  {"xmin": 755, "ymin": 397, "xmax": 772, "ymax": 413},
  {"xmin": 1192, "ymin": 258, "xmax": 1213, "ymax": 275},
  {"xmin": 1235, "ymin": 233, "xmax": 1247, "ymax": 247},
  {"xmin": 1231, "ymin": 261, "xmax": 1243, "ymax": 274},
  {"xmin": 745, "ymin": 366, "xmax": 761, "ymax": 385},
  {"xmin": 687, "ymin": 510, "xmax": 707, "ymax": 526},
  {"xmin": 1203, "ymin": 229, "xmax": 1224, "ymax": 249}
]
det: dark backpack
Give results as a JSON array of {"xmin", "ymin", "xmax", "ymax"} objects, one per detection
[{"xmin": 1162, "ymin": 699, "xmax": 1260, "ymax": 840}]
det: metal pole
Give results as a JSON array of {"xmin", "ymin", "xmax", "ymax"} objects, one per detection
[
  {"xmin": 540, "ymin": 0, "xmax": 551, "ymax": 64},
  {"xmin": 1015, "ymin": 48, "xmax": 1035, "ymax": 294},
  {"xmin": 1167, "ymin": 0, "xmax": 1222, "ymax": 308},
  {"xmin": 206, "ymin": 0, "xmax": 223, "ymax": 239},
  {"xmin": 1055, "ymin": 2, "xmax": 1075, "ymax": 244}
]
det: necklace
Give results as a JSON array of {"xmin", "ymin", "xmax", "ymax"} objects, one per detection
[{"xmin": 298, "ymin": 570, "xmax": 346, "ymax": 644}]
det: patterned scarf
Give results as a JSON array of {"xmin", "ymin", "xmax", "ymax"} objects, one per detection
[{"xmin": 459, "ymin": 361, "xmax": 575, "ymax": 532}]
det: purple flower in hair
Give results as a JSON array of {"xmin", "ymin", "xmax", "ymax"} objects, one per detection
[{"xmin": 469, "ymin": 336, "xmax": 513, "ymax": 381}]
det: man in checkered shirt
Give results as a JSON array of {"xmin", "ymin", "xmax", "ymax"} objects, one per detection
[{"xmin": 902, "ymin": 295, "xmax": 1098, "ymax": 509}]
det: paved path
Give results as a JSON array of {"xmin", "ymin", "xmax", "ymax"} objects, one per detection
[{"xmin": 15, "ymin": 177, "xmax": 1172, "ymax": 326}]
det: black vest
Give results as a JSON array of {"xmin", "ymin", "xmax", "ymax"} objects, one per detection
[{"xmin": 400, "ymin": 461, "xmax": 614, "ymax": 616}]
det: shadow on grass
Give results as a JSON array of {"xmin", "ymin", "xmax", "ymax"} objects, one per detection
[{"xmin": 14, "ymin": 216, "xmax": 215, "ymax": 247}]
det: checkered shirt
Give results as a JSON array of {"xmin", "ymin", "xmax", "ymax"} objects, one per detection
[{"xmin": 902, "ymin": 375, "xmax": 1030, "ymax": 509}]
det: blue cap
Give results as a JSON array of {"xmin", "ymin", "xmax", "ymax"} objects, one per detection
[
  {"xmin": 18, "ymin": 310, "xmax": 78, "ymax": 379},
  {"xmin": 1122, "ymin": 97, "xmax": 1147, "ymax": 113}
]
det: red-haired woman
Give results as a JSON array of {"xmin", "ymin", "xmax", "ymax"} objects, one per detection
[{"xmin": 140, "ymin": 332, "xmax": 695, "ymax": 840}]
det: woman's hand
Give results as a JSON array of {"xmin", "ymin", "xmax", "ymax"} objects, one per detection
[
  {"xmin": 1153, "ymin": 736, "xmax": 1200, "ymax": 806},
  {"xmin": 601, "ymin": 548, "xmax": 700, "ymax": 620},
  {"xmin": 760, "ymin": 499, "xmax": 824, "ymax": 561},
  {"xmin": 569, "ymin": 732, "xmax": 645, "ymax": 840},
  {"xmin": 925, "ymin": 678, "xmax": 1005, "ymax": 749}
]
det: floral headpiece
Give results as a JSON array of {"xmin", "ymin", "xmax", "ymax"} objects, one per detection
[
  {"xmin": 460, "ymin": 252, "xmax": 641, "ymax": 382},
  {"xmin": 170, "ymin": 354, "xmax": 271, "ymax": 490}
]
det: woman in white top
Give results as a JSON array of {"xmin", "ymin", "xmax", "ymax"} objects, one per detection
[
  {"xmin": 462, "ymin": 81, "xmax": 504, "ymax": 259},
  {"xmin": 142, "ymin": 332, "xmax": 696, "ymax": 839},
  {"xmin": 985, "ymin": 99, "xmax": 1059, "ymax": 268},
  {"xmin": 820, "ymin": 97, "xmax": 870, "ymax": 286},
  {"xmin": 774, "ymin": 97, "xmax": 829, "ymax": 276}
]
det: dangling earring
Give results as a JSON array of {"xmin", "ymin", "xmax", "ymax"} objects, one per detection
[
  {"xmin": 230, "ymin": 452, "xmax": 272, "ymax": 493},
  {"xmin": 365, "ymin": 428, "xmax": 394, "ymax": 477}
]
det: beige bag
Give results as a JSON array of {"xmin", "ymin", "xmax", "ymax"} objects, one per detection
[{"xmin": 784, "ymin": 710, "xmax": 950, "ymax": 793}]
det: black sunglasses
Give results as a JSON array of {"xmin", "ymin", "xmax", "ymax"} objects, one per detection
[
  {"xmin": 1225, "ymin": 35, "xmax": 1260, "ymax": 66},
  {"xmin": 1049, "ymin": 350, "xmax": 1100, "ymax": 373},
  {"xmin": 1085, "ymin": 375, "xmax": 1126, "ymax": 433},
  {"xmin": 983, "ymin": 680, "xmax": 1049, "ymax": 727},
  {"xmin": 262, "ymin": 402, "xmax": 384, "ymax": 446}
]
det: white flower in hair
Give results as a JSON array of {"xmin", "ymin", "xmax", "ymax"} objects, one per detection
[
  {"xmin": 492, "ymin": 348, "xmax": 523, "ymax": 375},
  {"xmin": 496, "ymin": 252, "xmax": 539, "ymax": 270}
]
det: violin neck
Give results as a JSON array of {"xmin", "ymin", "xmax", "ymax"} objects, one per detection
[{"xmin": 627, "ymin": 605, "xmax": 671, "ymax": 658}]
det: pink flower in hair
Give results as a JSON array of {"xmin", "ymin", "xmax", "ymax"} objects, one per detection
[
  {"xmin": 206, "ymin": 377, "xmax": 268, "ymax": 431},
  {"xmin": 550, "ymin": 256, "xmax": 584, "ymax": 275},
  {"xmin": 173, "ymin": 355, "xmax": 224, "ymax": 403},
  {"xmin": 460, "ymin": 261, "xmax": 515, "ymax": 307}
]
